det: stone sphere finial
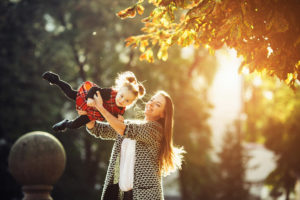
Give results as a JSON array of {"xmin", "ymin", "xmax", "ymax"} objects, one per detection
[{"xmin": 8, "ymin": 131, "xmax": 66, "ymax": 200}]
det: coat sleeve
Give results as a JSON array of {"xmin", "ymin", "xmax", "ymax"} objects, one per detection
[
  {"xmin": 86, "ymin": 121, "xmax": 118, "ymax": 140},
  {"xmin": 123, "ymin": 121, "xmax": 163, "ymax": 145}
]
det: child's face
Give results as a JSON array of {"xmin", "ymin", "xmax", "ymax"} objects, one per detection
[{"xmin": 115, "ymin": 86, "xmax": 136, "ymax": 107}]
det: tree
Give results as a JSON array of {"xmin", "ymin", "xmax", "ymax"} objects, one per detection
[
  {"xmin": 117, "ymin": 0, "xmax": 300, "ymax": 88},
  {"xmin": 217, "ymin": 122, "xmax": 249, "ymax": 200},
  {"xmin": 263, "ymin": 103, "xmax": 300, "ymax": 200},
  {"xmin": 0, "ymin": 1, "xmax": 69, "ymax": 198},
  {"xmin": 0, "ymin": 0, "xmax": 143, "ymax": 199},
  {"xmin": 1, "ymin": 0, "xmax": 220, "ymax": 199},
  {"xmin": 242, "ymin": 73, "xmax": 300, "ymax": 199}
]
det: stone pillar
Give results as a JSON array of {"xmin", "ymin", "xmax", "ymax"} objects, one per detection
[{"xmin": 8, "ymin": 131, "xmax": 66, "ymax": 200}]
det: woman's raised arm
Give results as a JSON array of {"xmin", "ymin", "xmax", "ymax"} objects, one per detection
[
  {"xmin": 93, "ymin": 91, "xmax": 126, "ymax": 135},
  {"xmin": 77, "ymin": 110, "xmax": 118, "ymax": 140}
]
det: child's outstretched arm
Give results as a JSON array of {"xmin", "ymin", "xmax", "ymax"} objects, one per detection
[
  {"xmin": 86, "ymin": 87, "xmax": 101, "ymax": 99},
  {"xmin": 86, "ymin": 87, "xmax": 100, "ymax": 107},
  {"xmin": 93, "ymin": 91, "xmax": 126, "ymax": 135},
  {"xmin": 86, "ymin": 87, "xmax": 113, "ymax": 106}
]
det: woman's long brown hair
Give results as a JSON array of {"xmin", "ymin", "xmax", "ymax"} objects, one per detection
[{"xmin": 157, "ymin": 91, "xmax": 185, "ymax": 176}]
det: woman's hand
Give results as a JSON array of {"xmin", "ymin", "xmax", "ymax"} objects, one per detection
[
  {"xmin": 91, "ymin": 91, "xmax": 126, "ymax": 135},
  {"xmin": 117, "ymin": 115, "xmax": 124, "ymax": 122},
  {"xmin": 93, "ymin": 91, "xmax": 103, "ymax": 108},
  {"xmin": 77, "ymin": 109, "xmax": 95, "ymax": 129},
  {"xmin": 87, "ymin": 98, "xmax": 96, "ymax": 107},
  {"xmin": 77, "ymin": 110, "xmax": 87, "ymax": 115},
  {"xmin": 86, "ymin": 120, "xmax": 95, "ymax": 129}
]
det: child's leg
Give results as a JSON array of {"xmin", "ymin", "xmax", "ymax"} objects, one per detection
[
  {"xmin": 66, "ymin": 115, "xmax": 91, "ymax": 129},
  {"xmin": 42, "ymin": 71, "xmax": 77, "ymax": 100},
  {"xmin": 55, "ymin": 80, "xmax": 77, "ymax": 100},
  {"xmin": 52, "ymin": 115, "xmax": 90, "ymax": 132}
]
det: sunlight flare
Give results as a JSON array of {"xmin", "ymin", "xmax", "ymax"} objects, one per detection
[
  {"xmin": 208, "ymin": 47, "xmax": 243, "ymax": 150},
  {"xmin": 263, "ymin": 90, "xmax": 273, "ymax": 100}
]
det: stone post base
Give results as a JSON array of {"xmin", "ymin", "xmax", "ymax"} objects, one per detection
[{"xmin": 22, "ymin": 185, "xmax": 53, "ymax": 200}]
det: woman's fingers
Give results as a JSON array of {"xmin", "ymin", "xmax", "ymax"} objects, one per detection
[
  {"xmin": 86, "ymin": 120, "xmax": 95, "ymax": 129},
  {"xmin": 87, "ymin": 98, "xmax": 95, "ymax": 107},
  {"xmin": 96, "ymin": 91, "xmax": 101, "ymax": 99},
  {"xmin": 117, "ymin": 115, "xmax": 124, "ymax": 122},
  {"xmin": 94, "ymin": 91, "xmax": 103, "ymax": 105}
]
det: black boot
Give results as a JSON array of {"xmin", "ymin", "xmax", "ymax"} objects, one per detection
[
  {"xmin": 42, "ymin": 71, "xmax": 60, "ymax": 84},
  {"xmin": 52, "ymin": 119, "xmax": 69, "ymax": 132}
]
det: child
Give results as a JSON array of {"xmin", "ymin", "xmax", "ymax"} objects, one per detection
[{"xmin": 42, "ymin": 71, "xmax": 145, "ymax": 132}]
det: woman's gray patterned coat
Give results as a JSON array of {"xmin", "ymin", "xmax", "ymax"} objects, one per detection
[{"xmin": 87, "ymin": 120, "xmax": 164, "ymax": 200}]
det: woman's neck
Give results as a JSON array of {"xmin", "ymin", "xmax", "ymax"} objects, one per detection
[{"xmin": 145, "ymin": 115, "xmax": 160, "ymax": 122}]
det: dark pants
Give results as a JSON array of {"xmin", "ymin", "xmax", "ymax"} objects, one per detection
[
  {"xmin": 53, "ymin": 79, "xmax": 77, "ymax": 101},
  {"xmin": 53, "ymin": 79, "xmax": 91, "ymax": 129},
  {"xmin": 66, "ymin": 115, "xmax": 90, "ymax": 129},
  {"xmin": 123, "ymin": 190, "xmax": 133, "ymax": 200},
  {"xmin": 103, "ymin": 184, "xmax": 133, "ymax": 200}
]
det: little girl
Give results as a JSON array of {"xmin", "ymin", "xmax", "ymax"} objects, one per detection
[{"xmin": 42, "ymin": 71, "xmax": 145, "ymax": 132}]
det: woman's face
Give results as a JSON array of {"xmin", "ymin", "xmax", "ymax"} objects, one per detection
[{"xmin": 145, "ymin": 94, "xmax": 166, "ymax": 121}]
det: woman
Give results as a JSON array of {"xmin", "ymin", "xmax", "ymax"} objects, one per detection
[{"xmin": 83, "ymin": 90, "xmax": 184, "ymax": 200}]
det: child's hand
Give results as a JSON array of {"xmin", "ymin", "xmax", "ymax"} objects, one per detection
[
  {"xmin": 87, "ymin": 98, "xmax": 96, "ymax": 107},
  {"xmin": 77, "ymin": 110, "xmax": 87, "ymax": 115},
  {"xmin": 117, "ymin": 115, "xmax": 124, "ymax": 122}
]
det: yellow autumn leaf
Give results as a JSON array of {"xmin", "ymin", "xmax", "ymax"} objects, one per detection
[
  {"xmin": 125, "ymin": 36, "xmax": 135, "ymax": 47},
  {"xmin": 116, "ymin": 6, "xmax": 136, "ymax": 19},
  {"xmin": 139, "ymin": 40, "xmax": 149, "ymax": 52},
  {"xmin": 161, "ymin": 49, "xmax": 168, "ymax": 61},
  {"xmin": 166, "ymin": 37, "xmax": 172, "ymax": 45},
  {"xmin": 157, "ymin": 45, "xmax": 168, "ymax": 61},
  {"xmin": 137, "ymin": 4, "xmax": 145, "ymax": 15},
  {"xmin": 209, "ymin": 48, "xmax": 215, "ymax": 55},
  {"xmin": 293, "ymin": 72, "xmax": 298, "ymax": 79},
  {"xmin": 141, "ymin": 16, "xmax": 152, "ymax": 23},
  {"xmin": 146, "ymin": 48, "xmax": 154, "ymax": 63},
  {"xmin": 178, "ymin": 29, "xmax": 189, "ymax": 46},
  {"xmin": 285, "ymin": 73, "xmax": 294, "ymax": 85},
  {"xmin": 139, "ymin": 52, "xmax": 147, "ymax": 61},
  {"xmin": 160, "ymin": 16, "xmax": 170, "ymax": 27},
  {"xmin": 140, "ymin": 48, "xmax": 154, "ymax": 63}
]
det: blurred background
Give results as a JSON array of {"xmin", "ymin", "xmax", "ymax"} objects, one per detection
[{"xmin": 1, "ymin": 0, "xmax": 300, "ymax": 200}]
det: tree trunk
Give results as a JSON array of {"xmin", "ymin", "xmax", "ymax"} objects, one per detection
[
  {"xmin": 74, "ymin": 48, "xmax": 92, "ymax": 184},
  {"xmin": 285, "ymin": 186, "xmax": 290, "ymax": 200}
]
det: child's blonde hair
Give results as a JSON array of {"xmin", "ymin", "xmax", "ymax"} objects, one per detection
[{"xmin": 114, "ymin": 71, "xmax": 145, "ymax": 100}]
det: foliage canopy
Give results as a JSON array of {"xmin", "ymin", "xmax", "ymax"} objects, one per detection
[
  {"xmin": 117, "ymin": 0, "xmax": 300, "ymax": 88},
  {"xmin": 243, "ymin": 74, "xmax": 300, "ymax": 198}
]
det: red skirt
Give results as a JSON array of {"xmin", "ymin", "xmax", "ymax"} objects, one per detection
[{"xmin": 75, "ymin": 81, "xmax": 105, "ymax": 121}]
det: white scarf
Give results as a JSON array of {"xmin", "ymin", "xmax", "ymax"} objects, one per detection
[{"xmin": 119, "ymin": 138, "xmax": 136, "ymax": 191}]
